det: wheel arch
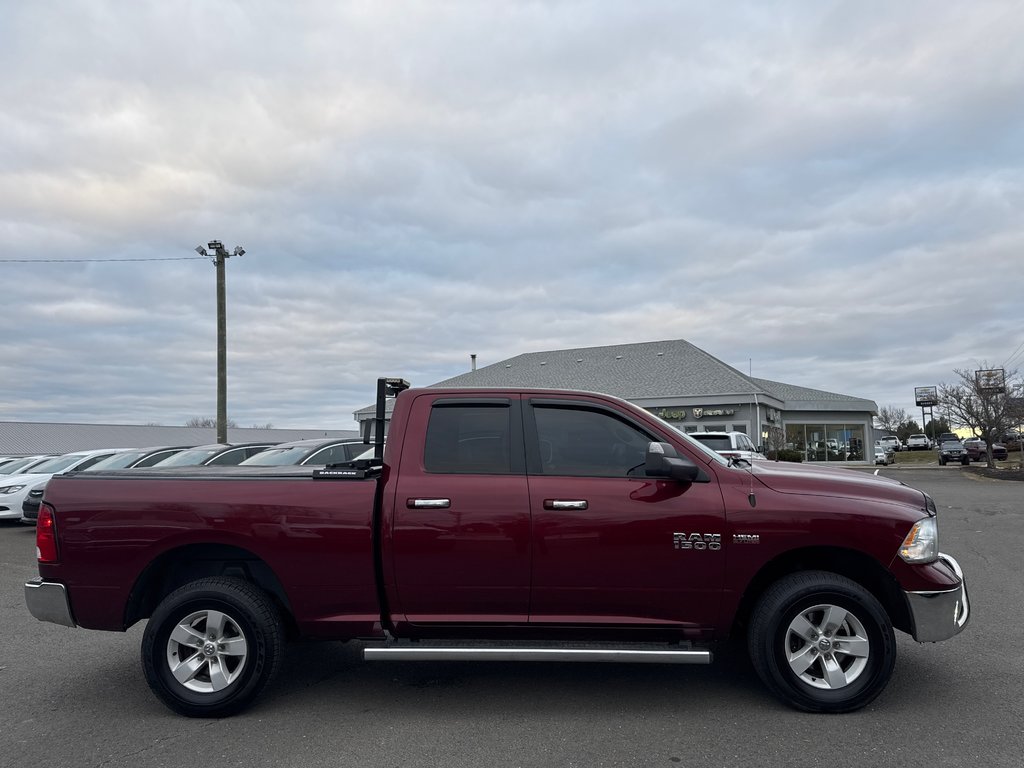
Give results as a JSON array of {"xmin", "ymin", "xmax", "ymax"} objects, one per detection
[
  {"xmin": 124, "ymin": 543, "xmax": 297, "ymax": 636},
  {"xmin": 732, "ymin": 546, "xmax": 911, "ymax": 637}
]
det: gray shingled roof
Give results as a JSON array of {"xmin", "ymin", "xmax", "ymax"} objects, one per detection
[
  {"xmin": 750, "ymin": 377, "xmax": 877, "ymax": 411},
  {"xmin": 353, "ymin": 339, "xmax": 877, "ymax": 418},
  {"xmin": 432, "ymin": 339, "xmax": 767, "ymax": 398},
  {"xmin": 0, "ymin": 423, "xmax": 357, "ymax": 456}
]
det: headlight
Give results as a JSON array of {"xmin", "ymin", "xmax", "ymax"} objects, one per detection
[
  {"xmin": 0, "ymin": 484, "xmax": 27, "ymax": 495},
  {"xmin": 899, "ymin": 517, "xmax": 939, "ymax": 563}
]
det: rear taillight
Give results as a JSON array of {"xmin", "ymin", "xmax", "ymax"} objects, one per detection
[{"xmin": 37, "ymin": 502, "xmax": 59, "ymax": 563}]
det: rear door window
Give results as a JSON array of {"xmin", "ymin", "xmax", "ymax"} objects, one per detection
[{"xmin": 424, "ymin": 402, "xmax": 515, "ymax": 474}]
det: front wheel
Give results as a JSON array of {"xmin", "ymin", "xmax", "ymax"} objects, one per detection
[
  {"xmin": 141, "ymin": 577, "xmax": 284, "ymax": 717},
  {"xmin": 748, "ymin": 572, "xmax": 895, "ymax": 713}
]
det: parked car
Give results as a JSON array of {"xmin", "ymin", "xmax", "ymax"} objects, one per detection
[
  {"xmin": 150, "ymin": 443, "xmax": 276, "ymax": 468},
  {"xmin": 962, "ymin": 438, "xmax": 1008, "ymax": 462},
  {"xmin": 86, "ymin": 446, "xmax": 193, "ymax": 470},
  {"xmin": 873, "ymin": 445, "xmax": 894, "ymax": 465},
  {"xmin": 906, "ymin": 434, "xmax": 931, "ymax": 451},
  {"xmin": 688, "ymin": 431, "xmax": 765, "ymax": 464},
  {"xmin": 1002, "ymin": 431, "xmax": 1023, "ymax": 450},
  {"xmin": 878, "ymin": 436, "xmax": 902, "ymax": 453},
  {"xmin": 3, "ymin": 449, "xmax": 127, "ymax": 521},
  {"xmin": 937, "ymin": 441, "xmax": 970, "ymax": 466},
  {"xmin": 238, "ymin": 438, "xmax": 366, "ymax": 467}
]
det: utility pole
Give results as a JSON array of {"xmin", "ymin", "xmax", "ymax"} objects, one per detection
[{"xmin": 194, "ymin": 240, "xmax": 245, "ymax": 443}]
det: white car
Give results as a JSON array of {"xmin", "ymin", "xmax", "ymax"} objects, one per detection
[
  {"xmin": 2, "ymin": 449, "xmax": 127, "ymax": 521},
  {"xmin": 873, "ymin": 446, "xmax": 894, "ymax": 465},
  {"xmin": 688, "ymin": 431, "xmax": 765, "ymax": 464}
]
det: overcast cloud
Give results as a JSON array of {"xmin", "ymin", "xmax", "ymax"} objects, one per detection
[{"xmin": 2, "ymin": 1, "xmax": 1022, "ymax": 429}]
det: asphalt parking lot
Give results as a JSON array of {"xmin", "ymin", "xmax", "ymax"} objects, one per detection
[{"xmin": 2, "ymin": 469, "xmax": 1022, "ymax": 768}]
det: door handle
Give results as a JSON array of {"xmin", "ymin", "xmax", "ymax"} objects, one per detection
[
  {"xmin": 407, "ymin": 498, "xmax": 451, "ymax": 509},
  {"xmin": 544, "ymin": 499, "xmax": 588, "ymax": 510}
]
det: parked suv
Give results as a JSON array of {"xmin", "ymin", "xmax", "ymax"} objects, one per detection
[
  {"xmin": 688, "ymin": 431, "xmax": 764, "ymax": 464},
  {"xmin": 963, "ymin": 438, "xmax": 1008, "ymax": 462},
  {"xmin": 873, "ymin": 444, "xmax": 894, "ymax": 465},
  {"xmin": 937, "ymin": 440, "xmax": 970, "ymax": 466}
]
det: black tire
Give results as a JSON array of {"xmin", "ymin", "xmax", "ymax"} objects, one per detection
[
  {"xmin": 939, "ymin": 458, "xmax": 946, "ymax": 466},
  {"xmin": 961, "ymin": 458, "xmax": 970, "ymax": 465},
  {"xmin": 748, "ymin": 571, "xmax": 895, "ymax": 713},
  {"xmin": 141, "ymin": 577, "xmax": 284, "ymax": 717}
]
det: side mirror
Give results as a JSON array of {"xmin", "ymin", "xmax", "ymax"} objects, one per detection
[{"xmin": 644, "ymin": 442, "xmax": 703, "ymax": 483}]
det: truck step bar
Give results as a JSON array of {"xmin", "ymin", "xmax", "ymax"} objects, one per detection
[{"xmin": 363, "ymin": 643, "xmax": 711, "ymax": 665}]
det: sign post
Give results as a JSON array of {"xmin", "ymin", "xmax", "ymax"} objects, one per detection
[{"xmin": 915, "ymin": 386, "xmax": 938, "ymax": 442}]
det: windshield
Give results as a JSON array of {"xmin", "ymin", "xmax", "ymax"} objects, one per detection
[
  {"xmin": 239, "ymin": 446, "xmax": 314, "ymax": 466},
  {"xmin": 24, "ymin": 454, "xmax": 89, "ymax": 475},
  {"xmin": 690, "ymin": 435, "xmax": 732, "ymax": 451},
  {"xmin": 0, "ymin": 457, "xmax": 52, "ymax": 474},
  {"xmin": 85, "ymin": 450, "xmax": 150, "ymax": 470},
  {"xmin": 152, "ymin": 448, "xmax": 225, "ymax": 467}
]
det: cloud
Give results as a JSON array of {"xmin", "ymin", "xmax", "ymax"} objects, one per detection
[{"xmin": 1, "ymin": 1, "xmax": 1022, "ymax": 429}]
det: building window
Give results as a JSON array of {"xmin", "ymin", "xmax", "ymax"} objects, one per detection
[{"xmin": 785, "ymin": 424, "xmax": 867, "ymax": 462}]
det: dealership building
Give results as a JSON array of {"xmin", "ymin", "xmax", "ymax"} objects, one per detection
[{"xmin": 358, "ymin": 339, "xmax": 879, "ymax": 463}]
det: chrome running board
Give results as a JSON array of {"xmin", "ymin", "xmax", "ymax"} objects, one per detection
[{"xmin": 363, "ymin": 643, "xmax": 711, "ymax": 664}]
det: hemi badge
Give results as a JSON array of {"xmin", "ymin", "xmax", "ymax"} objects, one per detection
[{"xmin": 733, "ymin": 534, "xmax": 760, "ymax": 544}]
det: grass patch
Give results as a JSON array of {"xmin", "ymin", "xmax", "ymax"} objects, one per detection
[
  {"xmin": 892, "ymin": 450, "xmax": 940, "ymax": 465},
  {"xmin": 892, "ymin": 447, "xmax": 1023, "ymax": 467}
]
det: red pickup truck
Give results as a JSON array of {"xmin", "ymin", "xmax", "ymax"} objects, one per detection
[{"xmin": 25, "ymin": 379, "xmax": 969, "ymax": 717}]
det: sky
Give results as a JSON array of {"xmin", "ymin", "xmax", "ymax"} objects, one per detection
[{"xmin": 2, "ymin": 1, "xmax": 1023, "ymax": 430}]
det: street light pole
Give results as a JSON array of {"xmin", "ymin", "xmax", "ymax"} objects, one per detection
[{"xmin": 194, "ymin": 241, "xmax": 245, "ymax": 443}]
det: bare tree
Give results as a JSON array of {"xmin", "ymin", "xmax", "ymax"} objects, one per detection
[
  {"xmin": 938, "ymin": 364, "xmax": 1022, "ymax": 469},
  {"xmin": 876, "ymin": 406, "xmax": 909, "ymax": 434},
  {"xmin": 186, "ymin": 416, "xmax": 238, "ymax": 429},
  {"xmin": 764, "ymin": 425, "xmax": 788, "ymax": 460}
]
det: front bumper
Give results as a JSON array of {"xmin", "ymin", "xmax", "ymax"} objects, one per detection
[
  {"xmin": 21, "ymin": 497, "xmax": 40, "ymax": 524},
  {"xmin": 905, "ymin": 553, "xmax": 970, "ymax": 642},
  {"xmin": 24, "ymin": 578, "xmax": 76, "ymax": 627}
]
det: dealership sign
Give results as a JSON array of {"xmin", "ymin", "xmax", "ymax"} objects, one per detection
[
  {"xmin": 653, "ymin": 407, "xmax": 737, "ymax": 421},
  {"xmin": 914, "ymin": 386, "xmax": 938, "ymax": 407},
  {"xmin": 692, "ymin": 408, "xmax": 736, "ymax": 419}
]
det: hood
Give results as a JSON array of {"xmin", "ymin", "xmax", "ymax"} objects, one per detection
[
  {"xmin": 0, "ymin": 472, "xmax": 53, "ymax": 487},
  {"xmin": 750, "ymin": 460, "xmax": 927, "ymax": 510}
]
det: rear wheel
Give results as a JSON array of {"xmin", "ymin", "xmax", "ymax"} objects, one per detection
[
  {"xmin": 142, "ymin": 577, "xmax": 284, "ymax": 717},
  {"xmin": 748, "ymin": 571, "xmax": 895, "ymax": 713}
]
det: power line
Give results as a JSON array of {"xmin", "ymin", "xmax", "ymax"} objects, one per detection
[
  {"xmin": 0, "ymin": 257, "xmax": 210, "ymax": 263},
  {"xmin": 1003, "ymin": 339, "xmax": 1024, "ymax": 369}
]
